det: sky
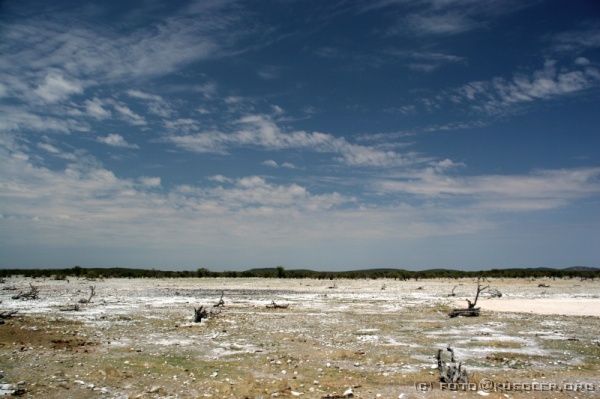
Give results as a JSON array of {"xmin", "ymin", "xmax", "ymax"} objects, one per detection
[{"xmin": 1, "ymin": 0, "xmax": 600, "ymax": 270}]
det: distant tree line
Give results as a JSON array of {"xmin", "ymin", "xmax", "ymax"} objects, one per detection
[{"xmin": 0, "ymin": 266, "xmax": 598, "ymax": 280}]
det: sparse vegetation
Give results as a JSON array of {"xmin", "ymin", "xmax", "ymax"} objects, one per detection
[{"xmin": 0, "ymin": 266, "xmax": 598, "ymax": 280}]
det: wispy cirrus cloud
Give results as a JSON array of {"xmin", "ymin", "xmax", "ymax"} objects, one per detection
[
  {"xmin": 360, "ymin": 0, "xmax": 531, "ymax": 37},
  {"xmin": 417, "ymin": 59, "xmax": 600, "ymax": 115},
  {"xmin": 375, "ymin": 166, "xmax": 600, "ymax": 211},
  {"xmin": 165, "ymin": 114, "xmax": 422, "ymax": 167},
  {"xmin": 0, "ymin": 2, "xmax": 243, "ymax": 93},
  {"xmin": 550, "ymin": 25, "xmax": 600, "ymax": 54},
  {"xmin": 0, "ymin": 106, "xmax": 90, "ymax": 133},
  {"xmin": 377, "ymin": 48, "xmax": 467, "ymax": 72},
  {"xmin": 126, "ymin": 89, "xmax": 173, "ymax": 118}
]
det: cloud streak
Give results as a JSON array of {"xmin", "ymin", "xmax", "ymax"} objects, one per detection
[
  {"xmin": 166, "ymin": 114, "xmax": 420, "ymax": 167},
  {"xmin": 376, "ymin": 167, "xmax": 600, "ymax": 211}
]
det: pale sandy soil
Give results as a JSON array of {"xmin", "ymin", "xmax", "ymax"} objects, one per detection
[
  {"xmin": 478, "ymin": 298, "xmax": 600, "ymax": 317},
  {"xmin": 1, "ymin": 276, "xmax": 599, "ymax": 398}
]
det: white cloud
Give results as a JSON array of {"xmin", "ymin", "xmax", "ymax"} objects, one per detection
[
  {"xmin": 1, "ymin": 3, "xmax": 240, "ymax": 88},
  {"xmin": 127, "ymin": 90, "xmax": 172, "ymax": 118},
  {"xmin": 0, "ymin": 106, "xmax": 89, "ymax": 133},
  {"xmin": 97, "ymin": 134, "xmax": 139, "ymax": 149},
  {"xmin": 208, "ymin": 174, "xmax": 233, "ymax": 183},
  {"xmin": 404, "ymin": 12, "xmax": 477, "ymax": 35},
  {"xmin": 36, "ymin": 140, "xmax": 78, "ymax": 161},
  {"xmin": 34, "ymin": 71, "xmax": 83, "ymax": 103},
  {"xmin": 376, "ymin": 167, "xmax": 600, "ymax": 212},
  {"xmin": 37, "ymin": 142, "xmax": 60, "ymax": 154},
  {"xmin": 166, "ymin": 114, "xmax": 419, "ymax": 167},
  {"xmin": 84, "ymin": 97, "xmax": 112, "ymax": 119},
  {"xmin": 2, "ymin": 139, "xmax": 599, "ymax": 263},
  {"xmin": 139, "ymin": 176, "xmax": 161, "ymax": 187},
  {"xmin": 263, "ymin": 159, "xmax": 297, "ymax": 169},
  {"xmin": 262, "ymin": 160, "xmax": 279, "ymax": 168},
  {"xmin": 109, "ymin": 101, "xmax": 147, "ymax": 126},
  {"xmin": 435, "ymin": 60, "xmax": 600, "ymax": 114},
  {"xmin": 552, "ymin": 26, "xmax": 600, "ymax": 53},
  {"xmin": 164, "ymin": 118, "xmax": 200, "ymax": 133},
  {"xmin": 257, "ymin": 65, "xmax": 281, "ymax": 80}
]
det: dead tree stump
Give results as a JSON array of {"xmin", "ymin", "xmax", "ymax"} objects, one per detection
[
  {"xmin": 449, "ymin": 277, "xmax": 488, "ymax": 318},
  {"xmin": 437, "ymin": 347, "xmax": 468, "ymax": 384},
  {"xmin": 193, "ymin": 306, "xmax": 208, "ymax": 323}
]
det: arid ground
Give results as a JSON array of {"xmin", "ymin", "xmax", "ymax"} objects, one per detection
[{"xmin": 1, "ymin": 277, "xmax": 600, "ymax": 398}]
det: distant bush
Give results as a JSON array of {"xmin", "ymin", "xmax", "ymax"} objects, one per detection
[{"xmin": 0, "ymin": 266, "xmax": 597, "ymax": 280}]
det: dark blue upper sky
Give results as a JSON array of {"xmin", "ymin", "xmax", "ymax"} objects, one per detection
[{"xmin": 1, "ymin": 0, "xmax": 599, "ymax": 269}]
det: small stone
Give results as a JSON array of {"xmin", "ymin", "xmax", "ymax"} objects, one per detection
[{"xmin": 147, "ymin": 385, "xmax": 162, "ymax": 393}]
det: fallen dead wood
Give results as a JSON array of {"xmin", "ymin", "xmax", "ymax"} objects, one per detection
[
  {"xmin": 266, "ymin": 300, "xmax": 289, "ymax": 309},
  {"xmin": 538, "ymin": 283, "xmax": 550, "ymax": 288},
  {"xmin": 437, "ymin": 347, "xmax": 468, "ymax": 383},
  {"xmin": 59, "ymin": 304, "xmax": 80, "ymax": 312},
  {"xmin": 449, "ymin": 308, "xmax": 480, "ymax": 317},
  {"xmin": 0, "ymin": 310, "xmax": 18, "ymax": 319},
  {"xmin": 485, "ymin": 288, "xmax": 503, "ymax": 298},
  {"xmin": 11, "ymin": 283, "xmax": 39, "ymax": 300}
]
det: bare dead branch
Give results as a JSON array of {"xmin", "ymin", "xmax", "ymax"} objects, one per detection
[
  {"xmin": 213, "ymin": 291, "xmax": 225, "ymax": 307},
  {"xmin": 78, "ymin": 286, "xmax": 96, "ymax": 304}
]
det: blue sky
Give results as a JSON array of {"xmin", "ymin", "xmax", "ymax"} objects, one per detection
[{"xmin": 1, "ymin": 0, "xmax": 600, "ymax": 270}]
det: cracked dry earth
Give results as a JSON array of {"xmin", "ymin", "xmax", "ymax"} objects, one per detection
[{"xmin": 1, "ymin": 277, "xmax": 600, "ymax": 399}]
